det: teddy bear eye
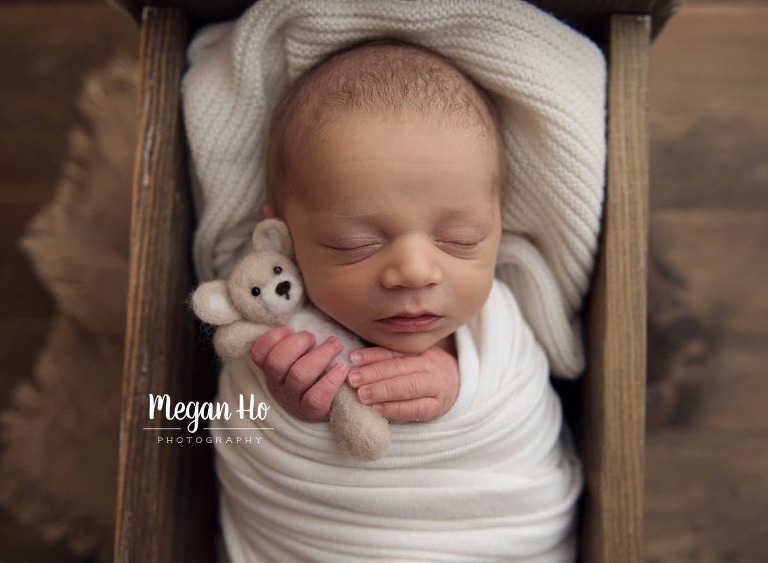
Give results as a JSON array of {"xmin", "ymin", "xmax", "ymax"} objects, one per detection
[
  {"xmin": 273, "ymin": 266, "xmax": 282, "ymax": 275},
  {"xmin": 251, "ymin": 287, "xmax": 261, "ymax": 297}
]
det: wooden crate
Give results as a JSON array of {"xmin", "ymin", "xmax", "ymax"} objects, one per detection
[{"xmin": 114, "ymin": 1, "xmax": 680, "ymax": 561}]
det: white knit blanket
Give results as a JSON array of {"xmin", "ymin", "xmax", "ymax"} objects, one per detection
[
  {"xmin": 182, "ymin": 0, "xmax": 606, "ymax": 379},
  {"xmin": 214, "ymin": 280, "xmax": 582, "ymax": 562}
]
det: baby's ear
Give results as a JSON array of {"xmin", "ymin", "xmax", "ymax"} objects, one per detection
[
  {"xmin": 252, "ymin": 218, "xmax": 293, "ymax": 257},
  {"xmin": 190, "ymin": 280, "xmax": 242, "ymax": 325}
]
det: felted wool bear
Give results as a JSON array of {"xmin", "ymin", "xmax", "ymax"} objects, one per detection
[{"xmin": 190, "ymin": 218, "xmax": 391, "ymax": 461}]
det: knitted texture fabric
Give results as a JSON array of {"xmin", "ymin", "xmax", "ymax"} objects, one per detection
[{"xmin": 182, "ymin": 0, "xmax": 606, "ymax": 378}]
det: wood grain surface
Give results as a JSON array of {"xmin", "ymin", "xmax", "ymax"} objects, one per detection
[
  {"xmin": 110, "ymin": 0, "xmax": 683, "ymax": 38},
  {"xmin": 645, "ymin": 2, "xmax": 768, "ymax": 561},
  {"xmin": 581, "ymin": 14, "xmax": 650, "ymax": 563},
  {"xmin": 113, "ymin": 7, "xmax": 216, "ymax": 563}
]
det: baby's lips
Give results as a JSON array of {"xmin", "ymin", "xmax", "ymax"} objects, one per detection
[{"xmin": 376, "ymin": 314, "xmax": 442, "ymax": 332}]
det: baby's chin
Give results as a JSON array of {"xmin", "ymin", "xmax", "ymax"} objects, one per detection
[{"xmin": 362, "ymin": 331, "xmax": 456, "ymax": 357}]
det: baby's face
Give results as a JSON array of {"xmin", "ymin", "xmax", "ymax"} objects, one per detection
[{"xmin": 281, "ymin": 110, "xmax": 502, "ymax": 354}]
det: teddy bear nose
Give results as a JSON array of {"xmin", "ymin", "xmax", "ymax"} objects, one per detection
[{"xmin": 275, "ymin": 280, "xmax": 291, "ymax": 299}]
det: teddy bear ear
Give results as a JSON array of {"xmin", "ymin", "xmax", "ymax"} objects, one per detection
[
  {"xmin": 252, "ymin": 218, "xmax": 294, "ymax": 257},
  {"xmin": 190, "ymin": 280, "xmax": 242, "ymax": 325}
]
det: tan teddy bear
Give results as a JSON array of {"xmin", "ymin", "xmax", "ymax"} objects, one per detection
[{"xmin": 190, "ymin": 218, "xmax": 391, "ymax": 461}]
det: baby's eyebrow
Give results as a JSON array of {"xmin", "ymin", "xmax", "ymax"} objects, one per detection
[
  {"xmin": 434, "ymin": 207, "xmax": 495, "ymax": 224},
  {"xmin": 326, "ymin": 208, "xmax": 490, "ymax": 224},
  {"xmin": 311, "ymin": 201, "xmax": 496, "ymax": 227},
  {"xmin": 339, "ymin": 158, "xmax": 455, "ymax": 165},
  {"xmin": 322, "ymin": 210, "xmax": 380, "ymax": 223}
]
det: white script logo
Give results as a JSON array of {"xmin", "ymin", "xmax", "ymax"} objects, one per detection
[{"xmin": 148, "ymin": 394, "xmax": 270, "ymax": 433}]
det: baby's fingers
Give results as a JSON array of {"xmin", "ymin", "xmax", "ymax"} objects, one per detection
[
  {"xmin": 348, "ymin": 354, "xmax": 417, "ymax": 388},
  {"xmin": 356, "ymin": 373, "xmax": 438, "ymax": 405},
  {"xmin": 260, "ymin": 331, "xmax": 316, "ymax": 384},
  {"xmin": 282, "ymin": 336, "xmax": 345, "ymax": 396},
  {"xmin": 299, "ymin": 362, "xmax": 349, "ymax": 422},
  {"xmin": 373, "ymin": 398, "xmax": 442, "ymax": 423},
  {"xmin": 349, "ymin": 347, "xmax": 406, "ymax": 368},
  {"xmin": 250, "ymin": 326, "xmax": 294, "ymax": 366}
]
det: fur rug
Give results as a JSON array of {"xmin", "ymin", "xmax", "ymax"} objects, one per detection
[{"xmin": 0, "ymin": 55, "xmax": 137, "ymax": 561}]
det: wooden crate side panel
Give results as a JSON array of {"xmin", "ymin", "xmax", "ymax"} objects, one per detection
[
  {"xmin": 582, "ymin": 14, "xmax": 650, "ymax": 563},
  {"xmin": 111, "ymin": 0, "xmax": 681, "ymax": 38},
  {"xmin": 115, "ymin": 8, "xmax": 216, "ymax": 563}
]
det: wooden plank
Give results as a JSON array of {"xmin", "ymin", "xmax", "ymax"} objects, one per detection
[
  {"xmin": 111, "ymin": 0, "xmax": 682, "ymax": 38},
  {"xmin": 114, "ymin": 7, "xmax": 216, "ymax": 563},
  {"xmin": 581, "ymin": 14, "xmax": 650, "ymax": 563},
  {"xmin": 648, "ymin": 210, "xmax": 768, "ymax": 433},
  {"xmin": 649, "ymin": 2, "xmax": 768, "ymax": 203},
  {"xmin": 645, "ymin": 432, "xmax": 768, "ymax": 561}
]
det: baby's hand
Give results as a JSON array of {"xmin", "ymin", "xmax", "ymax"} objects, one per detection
[
  {"xmin": 347, "ymin": 346, "xmax": 460, "ymax": 422},
  {"xmin": 250, "ymin": 327, "xmax": 349, "ymax": 423}
]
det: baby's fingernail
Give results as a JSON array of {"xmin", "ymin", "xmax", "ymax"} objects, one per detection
[
  {"xmin": 358, "ymin": 388, "xmax": 372, "ymax": 402},
  {"xmin": 372, "ymin": 404, "xmax": 384, "ymax": 413},
  {"xmin": 348, "ymin": 372, "xmax": 361, "ymax": 386},
  {"xmin": 349, "ymin": 351, "xmax": 362, "ymax": 365}
]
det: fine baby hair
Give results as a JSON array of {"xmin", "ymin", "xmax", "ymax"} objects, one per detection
[
  {"xmin": 265, "ymin": 38, "xmax": 506, "ymax": 215},
  {"xmin": 190, "ymin": 218, "xmax": 391, "ymax": 461}
]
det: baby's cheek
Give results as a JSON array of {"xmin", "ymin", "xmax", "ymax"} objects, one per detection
[
  {"xmin": 454, "ymin": 268, "xmax": 495, "ymax": 320},
  {"xmin": 301, "ymin": 272, "xmax": 355, "ymax": 320}
]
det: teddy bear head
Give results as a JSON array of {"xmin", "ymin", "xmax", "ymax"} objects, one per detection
[{"xmin": 192, "ymin": 219, "xmax": 305, "ymax": 327}]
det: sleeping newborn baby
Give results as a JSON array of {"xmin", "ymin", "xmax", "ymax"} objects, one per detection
[{"xmin": 202, "ymin": 40, "xmax": 583, "ymax": 562}]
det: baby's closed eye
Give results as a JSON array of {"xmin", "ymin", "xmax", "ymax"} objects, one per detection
[
  {"xmin": 433, "ymin": 226, "xmax": 489, "ymax": 253},
  {"xmin": 435, "ymin": 238, "xmax": 481, "ymax": 250},
  {"xmin": 319, "ymin": 237, "xmax": 384, "ymax": 263},
  {"xmin": 322, "ymin": 237, "xmax": 383, "ymax": 251}
]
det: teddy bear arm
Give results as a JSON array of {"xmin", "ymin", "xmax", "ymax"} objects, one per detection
[
  {"xmin": 191, "ymin": 280, "xmax": 242, "ymax": 325},
  {"xmin": 213, "ymin": 321, "xmax": 270, "ymax": 360}
]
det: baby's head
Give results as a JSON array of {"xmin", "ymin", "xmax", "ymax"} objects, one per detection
[{"xmin": 266, "ymin": 40, "xmax": 505, "ymax": 354}]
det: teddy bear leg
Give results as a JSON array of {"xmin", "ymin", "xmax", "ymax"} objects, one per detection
[{"xmin": 329, "ymin": 383, "xmax": 391, "ymax": 461}]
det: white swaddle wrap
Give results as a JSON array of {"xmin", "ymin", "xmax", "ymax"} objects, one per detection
[{"xmin": 215, "ymin": 281, "xmax": 581, "ymax": 562}]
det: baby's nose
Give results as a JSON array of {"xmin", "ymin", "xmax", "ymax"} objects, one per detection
[
  {"xmin": 276, "ymin": 280, "xmax": 291, "ymax": 299},
  {"xmin": 380, "ymin": 236, "xmax": 442, "ymax": 289}
]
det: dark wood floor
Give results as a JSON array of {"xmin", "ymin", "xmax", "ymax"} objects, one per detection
[
  {"xmin": 645, "ymin": 2, "xmax": 768, "ymax": 560},
  {"xmin": 0, "ymin": 1, "xmax": 765, "ymax": 561}
]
